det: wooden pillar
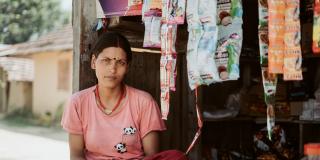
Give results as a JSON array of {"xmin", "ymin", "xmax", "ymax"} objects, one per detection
[
  {"xmin": 72, "ymin": 0, "xmax": 98, "ymax": 92},
  {"xmin": 0, "ymin": 67, "xmax": 7, "ymax": 113}
]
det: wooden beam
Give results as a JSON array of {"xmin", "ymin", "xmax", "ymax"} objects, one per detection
[
  {"xmin": 72, "ymin": 0, "xmax": 81, "ymax": 92},
  {"xmin": 73, "ymin": 0, "xmax": 99, "ymax": 91}
]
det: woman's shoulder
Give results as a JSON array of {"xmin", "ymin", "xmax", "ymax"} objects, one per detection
[
  {"xmin": 126, "ymin": 85, "xmax": 154, "ymax": 101},
  {"xmin": 70, "ymin": 86, "xmax": 96, "ymax": 102}
]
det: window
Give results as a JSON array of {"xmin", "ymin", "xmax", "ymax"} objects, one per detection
[{"xmin": 57, "ymin": 59, "xmax": 70, "ymax": 91}]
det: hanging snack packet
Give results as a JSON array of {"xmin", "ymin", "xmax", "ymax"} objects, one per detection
[
  {"xmin": 161, "ymin": 24, "xmax": 178, "ymax": 55},
  {"xmin": 150, "ymin": 16, "xmax": 162, "ymax": 48},
  {"xmin": 125, "ymin": 0, "xmax": 143, "ymax": 16},
  {"xmin": 143, "ymin": 16, "xmax": 153, "ymax": 47},
  {"xmin": 261, "ymin": 68, "xmax": 277, "ymax": 105},
  {"xmin": 161, "ymin": 24, "xmax": 178, "ymax": 91},
  {"xmin": 215, "ymin": 0, "xmax": 243, "ymax": 81},
  {"xmin": 267, "ymin": 104, "xmax": 275, "ymax": 140},
  {"xmin": 313, "ymin": 0, "xmax": 320, "ymax": 53},
  {"xmin": 162, "ymin": 0, "xmax": 186, "ymax": 24},
  {"xmin": 160, "ymin": 55, "xmax": 171, "ymax": 120},
  {"xmin": 143, "ymin": 9, "xmax": 162, "ymax": 48},
  {"xmin": 142, "ymin": 0, "xmax": 162, "ymax": 21},
  {"xmin": 186, "ymin": 0, "xmax": 221, "ymax": 89},
  {"xmin": 259, "ymin": 0, "xmax": 278, "ymax": 104},
  {"xmin": 186, "ymin": 0, "xmax": 203, "ymax": 90},
  {"xmin": 283, "ymin": 0, "xmax": 302, "ymax": 80},
  {"xmin": 197, "ymin": 0, "xmax": 220, "ymax": 85},
  {"xmin": 128, "ymin": 0, "xmax": 142, "ymax": 6},
  {"xmin": 268, "ymin": 0, "xmax": 285, "ymax": 74},
  {"xmin": 258, "ymin": 0, "xmax": 268, "ymax": 66},
  {"xmin": 262, "ymin": 68, "xmax": 277, "ymax": 140},
  {"xmin": 160, "ymin": 24, "xmax": 178, "ymax": 119}
]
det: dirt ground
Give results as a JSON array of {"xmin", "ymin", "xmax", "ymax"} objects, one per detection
[{"xmin": 0, "ymin": 118, "xmax": 69, "ymax": 160}]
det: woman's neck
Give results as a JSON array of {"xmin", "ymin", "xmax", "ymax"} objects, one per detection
[{"xmin": 97, "ymin": 84, "xmax": 123, "ymax": 102}]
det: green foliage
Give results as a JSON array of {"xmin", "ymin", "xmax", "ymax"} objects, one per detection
[{"xmin": 0, "ymin": 0, "xmax": 70, "ymax": 44}]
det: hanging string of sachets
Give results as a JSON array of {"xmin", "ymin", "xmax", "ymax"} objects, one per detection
[
  {"xmin": 186, "ymin": 0, "xmax": 243, "ymax": 90},
  {"xmin": 258, "ymin": 0, "xmax": 277, "ymax": 140},
  {"xmin": 313, "ymin": 0, "xmax": 320, "ymax": 54},
  {"xmin": 268, "ymin": 0, "xmax": 302, "ymax": 80},
  {"xmin": 142, "ymin": 0, "xmax": 185, "ymax": 120},
  {"xmin": 215, "ymin": 0, "xmax": 243, "ymax": 81},
  {"xmin": 159, "ymin": 0, "xmax": 185, "ymax": 119},
  {"xmin": 186, "ymin": 0, "xmax": 219, "ymax": 90}
]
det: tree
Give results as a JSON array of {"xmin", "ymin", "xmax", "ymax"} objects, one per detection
[{"xmin": 0, "ymin": 0, "xmax": 70, "ymax": 44}]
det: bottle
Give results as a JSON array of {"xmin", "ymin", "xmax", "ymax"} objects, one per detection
[{"xmin": 301, "ymin": 143, "xmax": 320, "ymax": 160}]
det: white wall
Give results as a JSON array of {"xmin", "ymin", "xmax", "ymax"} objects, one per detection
[
  {"xmin": 32, "ymin": 51, "xmax": 73, "ymax": 116},
  {"xmin": 7, "ymin": 81, "xmax": 32, "ymax": 113}
]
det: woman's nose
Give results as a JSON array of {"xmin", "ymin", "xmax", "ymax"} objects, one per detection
[{"xmin": 108, "ymin": 61, "xmax": 117, "ymax": 73}]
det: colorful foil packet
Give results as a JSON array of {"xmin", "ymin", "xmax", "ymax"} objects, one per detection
[
  {"xmin": 160, "ymin": 24, "xmax": 178, "ymax": 120},
  {"xmin": 259, "ymin": 0, "xmax": 277, "ymax": 140},
  {"xmin": 162, "ymin": 0, "xmax": 186, "ymax": 24},
  {"xmin": 259, "ymin": 0, "xmax": 278, "ymax": 107},
  {"xmin": 283, "ymin": 0, "xmax": 302, "ymax": 80},
  {"xmin": 143, "ymin": 9, "xmax": 162, "ymax": 48},
  {"xmin": 268, "ymin": 0, "xmax": 285, "ymax": 74},
  {"xmin": 215, "ymin": 0, "xmax": 243, "ymax": 81},
  {"xmin": 258, "ymin": 0, "xmax": 268, "ymax": 67},
  {"xmin": 142, "ymin": 0, "xmax": 162, "ymax": 22},
  {"xmin": 186, "ymin": 0, "xmax": 220, "ymax": 90},
  {"xmin": 313, "ymin": 0, "xmax": 320, "ymax": 53}
]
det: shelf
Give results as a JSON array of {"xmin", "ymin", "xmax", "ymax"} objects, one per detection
[
  {"xmin": 203, "ymin": 117, "xmax": 252, "ymax": 122},
  {"xmin": 254, "ymin": 117, "xmax": 295, "ymax": 124},
  {"xmin": 203, "ymin": 116, "xmax": 320, "ymax": 124},
  {"xmin": 294, "ymin": 120, "xmax": 320, "ymax": 124}
]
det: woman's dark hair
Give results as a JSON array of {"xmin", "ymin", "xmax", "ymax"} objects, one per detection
[{"xmin": 91, "ymin": 32, "xmax": 132, "ymax": 62}]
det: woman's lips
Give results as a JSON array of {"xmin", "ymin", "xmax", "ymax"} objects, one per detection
[{"xmin": 104, "ymin": 76, "xmax": 117, "ymax": 80}]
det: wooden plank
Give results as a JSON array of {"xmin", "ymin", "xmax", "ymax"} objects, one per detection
[
  {"xmin": 72, "ymin": 0, "xmax": 81, "ymax": 92},
  {"xmin": 74, "ymin": 0, "xmax": 99, "ymax": 91},
  {"xmin": 0, "ymin": 67, "xmax": 7, "ymax": 113}
]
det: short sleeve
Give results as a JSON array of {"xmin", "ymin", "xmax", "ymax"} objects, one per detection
[
  {"xmin": 139, "ymin": 96, "xmax": 166, "ymax": 138},
  {"xmin": 61, "ymin": 96, "xmax": 83, "ymax": 134}
]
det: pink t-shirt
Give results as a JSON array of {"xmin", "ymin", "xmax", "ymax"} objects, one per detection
[{"xmin": 61, "ymin": 85, "xmax": 166, "ymax": 160}]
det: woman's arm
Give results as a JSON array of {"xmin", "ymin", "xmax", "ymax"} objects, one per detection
[
  {"xmin": 69, "ymin": 133, "xmax": 86, "ymax": 160},
  {"xmin": 142, "ymin": 131, "xmax": 160, "ymax": 156}
]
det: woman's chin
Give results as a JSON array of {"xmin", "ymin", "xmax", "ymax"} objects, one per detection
[{"xmin": 99, "ymin": 82, "xmax": 122, "ymax": 89}]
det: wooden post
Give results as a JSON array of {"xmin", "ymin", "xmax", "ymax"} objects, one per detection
[
  {"xmin": 72, "ymin": 0, "xmax": 98, "ymax": 92},
  {"xmin": 0, "ymin": 67, "xmax": 7, "ymax": 113}
]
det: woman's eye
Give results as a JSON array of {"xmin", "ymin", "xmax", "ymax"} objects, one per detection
[
  {"xmin": 102, "ymin": 58, "xmax": 111, "ymax": 63},
  {"xmin": 118, "ymin": 61, "xmax": 126, "ymax": 66}
]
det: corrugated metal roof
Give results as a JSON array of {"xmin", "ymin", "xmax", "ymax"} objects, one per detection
[
  {"xmin": 0, "ymin": 25, "xmax": 73, "ymax": 56},
  {"xmin": 0, "ymin": 57, "xmax": 33, "ymax": 81}
]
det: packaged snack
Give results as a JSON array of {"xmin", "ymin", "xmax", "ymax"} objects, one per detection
[
  {"xmin": 142, "ymin": 0, "xmax": 162, "ymax": 21},
  {"xmin": 143, "ymin": 9, "xmax": 162, "ymax": 48},
  {"xmin": 215, "ymin": 0, "xmax": 243, "ymax": 81},
  {"xmin": 186, "ymin": 0, "xmax": 220, "ymax": 89},
  {"xmin": 162, "ymin": 0, "xmax": 186, "ymax": 24},
  {"xmin": 268, "ymin": 0, "xmax": 285, "ymax": 74},
  {"xmin": 160, "ymin": 24, "xmax": 178, "ymax": 119},
  {"xmin": 258, "ymin": 0, "xmax": 268, "ymax": 66},
  {"xmin": 283, "ymin": 0, "xmax": 303, "ymax": 80},
  {"xmin": 313, "ymin": 0, "xmax": 320, "ymax": 54}
]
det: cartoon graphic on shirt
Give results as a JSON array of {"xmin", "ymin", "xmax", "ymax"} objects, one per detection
[
  {"xmin": 123, "ymin": 126, "xmax": 137, "ymax": 135},
  {"xmin": 114, "ymin": 126, "xmax": 138, "ymax": 154},
  {"xmin": 114, "ymin": 143, "xmax": 127, "ymax": 153}
]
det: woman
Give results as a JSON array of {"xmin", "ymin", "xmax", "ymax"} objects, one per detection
[{"xmin": 61, "ymin": 32, "xmax": 166, "ymax": 160}]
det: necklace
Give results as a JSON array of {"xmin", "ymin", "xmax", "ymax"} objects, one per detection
[{"xmin": 95, "ymin": 85, "xmax": 124, "ymax": 114}]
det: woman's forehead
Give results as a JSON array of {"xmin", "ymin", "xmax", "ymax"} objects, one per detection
[{"xmin": 99, "ymin": 47, "xmax": 127, "ymax": 58}]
